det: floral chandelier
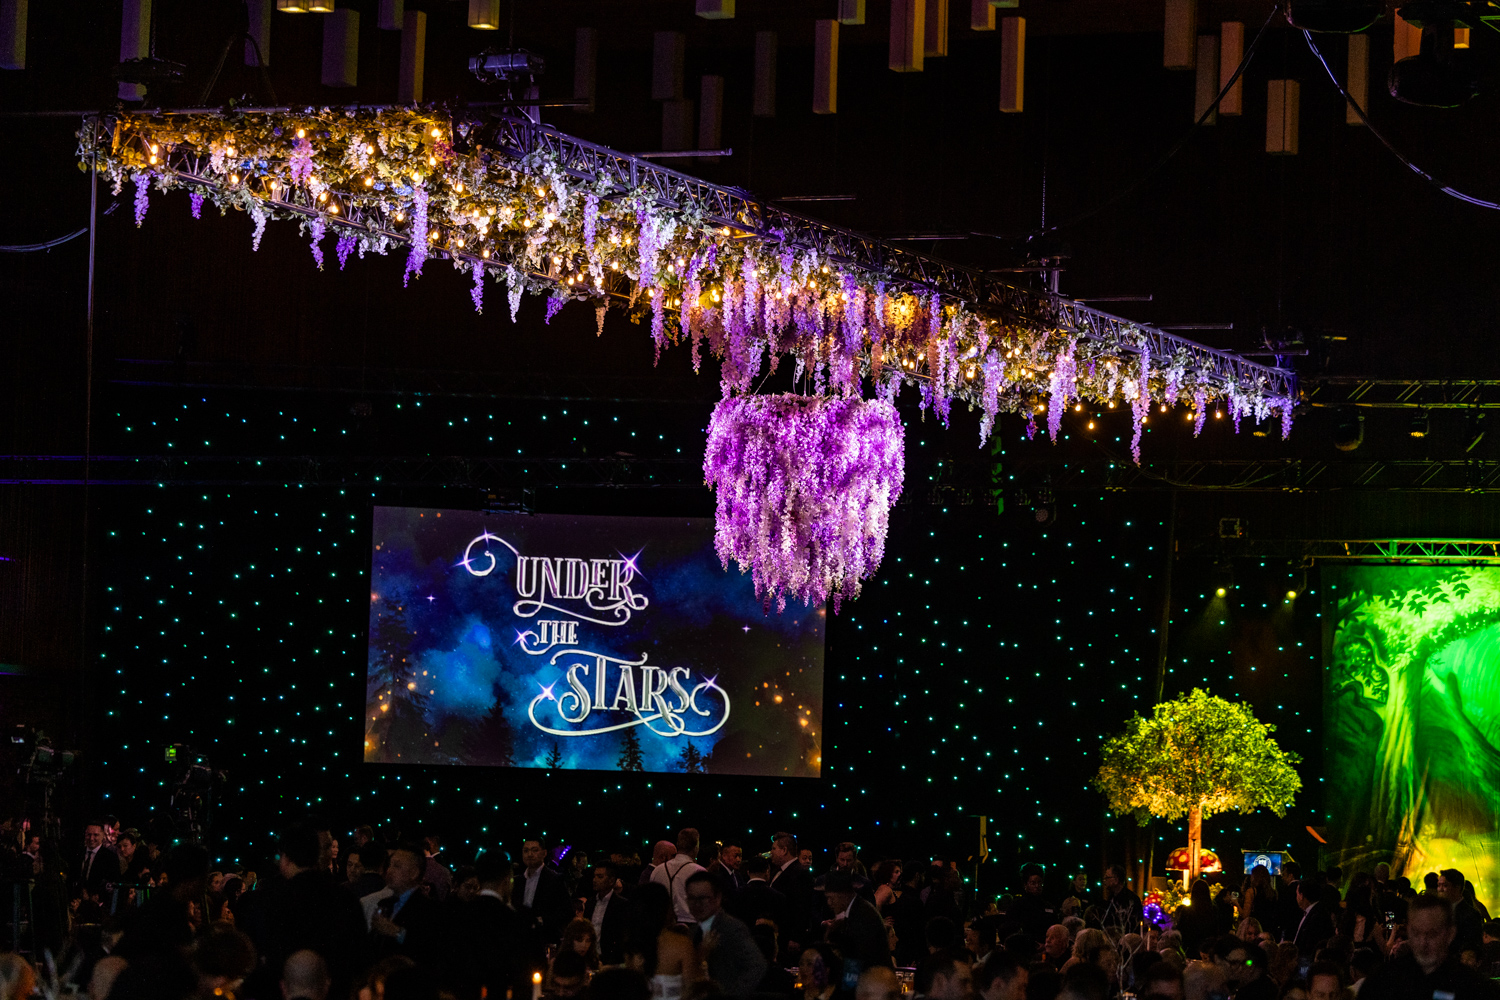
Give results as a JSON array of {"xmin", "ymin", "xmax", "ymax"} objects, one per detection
[{"xmin": 705, "ymin": 395, "xmax": 904, "ymax": 613}]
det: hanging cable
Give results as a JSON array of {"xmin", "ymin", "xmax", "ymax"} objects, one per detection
[
  {"xmin": 1027, "ymin": 3, "xmax": 1284, "ymax": 239},
  {"xmin": 1301, "ymin": 29, "xmax": 1500, "ymax": 210},
  {"xmin": 0, "ymin": 227, "xmax": 88, "ymax": 252}
]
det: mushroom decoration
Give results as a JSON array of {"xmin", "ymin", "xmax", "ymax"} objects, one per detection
[{"xmin": 1165, "ymin": 847, "xmax": 1222, "ymax": 887}]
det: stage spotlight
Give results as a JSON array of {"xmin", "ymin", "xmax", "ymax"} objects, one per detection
[
  {"xmin": 1333, "ymin": 411, "xmax": 1365, "ymax": 451},
  {"xmin": 1409, "ymin": 410, "xmax": 1431, "ymax": 438},
  {"xmin": 1214, "ymin": 562, "xmax": 1234, "ymax": 598},
  {"xmin": 1389, "ymin": 29, "xmax": 1480, "ymax": 107},
  {"xmin": 1466, "ymin": 412, "xmax": 1486, "ymax": 452},
  {"xmin": 1287, "ymin": 0, "xmax": 1382, "ymax": 32}
]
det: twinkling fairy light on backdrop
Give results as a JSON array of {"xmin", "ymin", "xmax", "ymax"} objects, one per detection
[{"xmin": 93, "ymin": 386, "xmax": 1320, "ymax": 891}]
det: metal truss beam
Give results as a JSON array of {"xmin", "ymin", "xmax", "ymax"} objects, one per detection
[
  {"xmin": 996, "ymin": 455, "xmax": 1500, "ymax": 492},
  {"xmin": 0, "ymin": 454, "xmax": 701, "ymax": 488},
  {"xmin": 486, "ymin": 116, "xmax": 1295, "ymax": 402},
  {"xmin": 1304, "ymin": 379, "xmax": 1500, "ymax": 409},
  {"xmin": 13, "ymin": 452, "xmax": 1500, "ymax": 493},
  {"xmin": 1183, "ymin": 538, "xmax": 1500, "ymax": 563},
  {"xmin": 126, "ymin": 109, "xmax": 1295, "ymax": 404}
]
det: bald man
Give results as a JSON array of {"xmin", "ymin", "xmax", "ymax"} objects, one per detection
[
  {"xmin": 640, "ymin": 840, "xmax": 677, "ymax": 884},
  {"xmin": 282, "ymin": 949, "xmax": 331, "ymax": 1000},
  {"xmin": 856, "ymin": 966, "xmax": 900, "ymax": 1000}
]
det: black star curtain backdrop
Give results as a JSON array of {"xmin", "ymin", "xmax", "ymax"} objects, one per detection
[{"xmin": 92, "ymin": 382, "xmax": 1322, "ymax": 891}]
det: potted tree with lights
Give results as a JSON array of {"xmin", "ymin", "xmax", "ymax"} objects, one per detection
[{"xmin": 1093, "ymin": 688, "xmax": 1302, "ymax": 887}]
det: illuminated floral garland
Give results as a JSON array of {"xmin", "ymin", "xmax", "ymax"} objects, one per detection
[
  {"xmin": 80, "ymin": 109, "xmax": 1294, "ymax": 463},
  {"xmin": 704, "ymin": 395, "xmax": 904, "ymax": 613}
]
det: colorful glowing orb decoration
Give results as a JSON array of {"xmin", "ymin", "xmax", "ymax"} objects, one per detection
[
  {"xmin": 1142, "ymin": 897, "xmax": 1174, "ymax": 930},
  {"xmin": 704, "ymin": 394, "xmax": 904, "ymax": 614},
  {"xmin": 1165, "ymin": 847, "xmax": 1223, "ymax": 873}
]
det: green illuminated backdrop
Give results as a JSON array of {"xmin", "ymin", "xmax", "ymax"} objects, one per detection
[{"xmin": 1324, "ymin": 565, "xmax": 1500, "ymax": 905}]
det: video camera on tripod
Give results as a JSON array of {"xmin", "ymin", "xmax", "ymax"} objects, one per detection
[
  {"xmin": 10, "ymin": 725, "xmax": 78, "ymax": 842},
  {"xmin": 164, "ymin": 745, "xmax": 226, "ymax": 845}
]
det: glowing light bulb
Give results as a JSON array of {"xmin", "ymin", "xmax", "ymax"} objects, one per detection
[
  {"xmin": 481, "ymin": 248, "xmax": 490, "ymax": 258},
  {"xmin": 1215, "ymin": 587, "xmax": 1227, "ymax": 598},
  {"xmin": 366, "ymin": 143, "xmax": 375, "ymax": 154},
  {"xmin": 1074, "ymin": 404, "xmax": 1083, "ymax": 412},
  {"xmin": 268, "ymin": 180, "xmax": 277, "ymax": 191},
  {"xmin": 318, "ymin": 191, "xmax": 328, "ymax": 201},
  {"xmin": 149, "ymin": 143, "xmax": 159, "ymax": 154},
  {"xmin": 455, "ymin": 182, "xmax": 464, "ymax": 192},
  {"xmin": 428, "ymin": 156, "xmax": 437, "ymax": 167},
  {"xmin": 394, "ymin": 212, "xmax": 405, "ymax": 222},
  {"xmin": 328, "ymin": 203, "xmax": 339, "ymax": 214},
  {"xmin": 1286, "ymin": 590, "xmax": 1298, "ymax": 601},
  {"xmin": 364, "ymin": 177, "xmax": 374, "ymax": 187},
  {"xmin": 148, "ymin": 155, "xmax": 157, "ymax": 165},
  {"xmin": 296, "ymin": 128, "xmax": 306, "ymax": 138},
  {"xmin": 431, "ymin": 128, "xmax": 442, "ymax": 138}
]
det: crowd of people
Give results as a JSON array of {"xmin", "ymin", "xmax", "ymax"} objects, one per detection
[{"xmin": 0, "ymin": 815, "xmax": 1496, "ymax": 1000}]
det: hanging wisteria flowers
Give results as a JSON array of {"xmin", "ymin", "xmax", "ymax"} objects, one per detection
[
  {"xmin": 704, "ymin": 394, "xmax": 905, "ymax": 614},
  {"xmin": 82, "ymin": 108, "xmax": 1296, "ymax": 462}
]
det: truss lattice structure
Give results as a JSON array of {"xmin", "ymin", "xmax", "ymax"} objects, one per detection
[{"xmin": 121, "ymin": 108, "xmax": 1295, "ymax": 406}]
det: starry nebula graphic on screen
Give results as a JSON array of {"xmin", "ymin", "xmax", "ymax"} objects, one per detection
[{"xmin": 365, "ymin": 507, "xmax": 825, "ymax": 776}]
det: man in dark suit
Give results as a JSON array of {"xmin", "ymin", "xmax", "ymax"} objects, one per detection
[
  {"xmin": 585, "ymin": 863, "xmax": 629, "ymax": 966},
  {"xmin": 76, "ymin": 821, "xmax": 121, "ymax": 898},
  {"xmin": 824, "ymin": 871, "xmax": 891, "ymax": 975},
  {"xmin": 728, "ymin": 855, "xmax": 788, "ymax": 931},
  {"xmin": 768, "ymin": 831, "xmax": 816, "ymax": 948},
  {"xmin": 687, "ymin": 870, "xmax": 767, "ymax": 996},
  {"xmin": 447, "ymin": 852, "xmax": 528, "ymax": 1000},
  {"xmin": 1290, "ymin": 879, "xmax": 1335, "ymax": 957},
  {"xmin": 369, "ymin": 844, "xmax": 444, "ymax": 969},
  {"xmin": 709, "ymin": 843, "xmax": 745, "ymax": 893},
  {"xmin": 259, "ymin": 824, "xmax": 371, "ymax": 1000},
  {"xmin": 518, "ymin": 838, "xmax": 571, "ymax": 960}
]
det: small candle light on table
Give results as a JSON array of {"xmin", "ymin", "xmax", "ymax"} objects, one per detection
[{"xmin": 532, "ymin": 971, "xmax": 543, "ymax": 1000}]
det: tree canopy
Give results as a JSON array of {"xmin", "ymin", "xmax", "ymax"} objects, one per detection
[{"xmin": 1094, "ymin": 688, "xmax": 1303, "ymax": 825}]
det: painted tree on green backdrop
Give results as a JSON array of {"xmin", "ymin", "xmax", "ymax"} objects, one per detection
[{"xmin": 1094, "ymin": 688, "xmax": 1302, "ymax": 883}]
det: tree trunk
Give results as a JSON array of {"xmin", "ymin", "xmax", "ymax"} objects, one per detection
[{"xmin": 1186, "ymin": 802, "xmax": 1203, "ymax": 889}]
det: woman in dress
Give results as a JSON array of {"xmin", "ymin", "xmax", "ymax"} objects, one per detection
[
  {"xmin": 1242, "ymin": 865, "xmax": 1280, "ymax": 940},
  {"xmin": 871, "ymin": 860, "xmax": 902, "ymax": 912},
  {"xmin": 624, "ymin": 882, "xmax": 701, "ymax": 1000},
  {"xmin": 1339, "ymin": 881, "xmax": 1389, "ymax": 953},
  {"xmin": 561, "ymin": 917, "xmax": 603, "ymax": 971},
  {"xmin": 1174, "ymin": 880, "xmax": 1221, "ymax": 959}
]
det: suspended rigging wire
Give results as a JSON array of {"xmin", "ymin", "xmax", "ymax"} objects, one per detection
[
  {"xmin": 0, "ymin": 227, "xmax": 88, "ymax": 252},
  {"xmin": 1028, "ymin": 3, "xmax": 1285, "ymax": 239},
  {"xmin": 1300, "ymin": 29, "xmax": 1500, "ymax": 211}
]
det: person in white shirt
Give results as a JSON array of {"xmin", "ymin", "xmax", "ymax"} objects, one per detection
[{"xmin": 652, "ymin": 827, "xmax": 706, "ymax": 923}]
